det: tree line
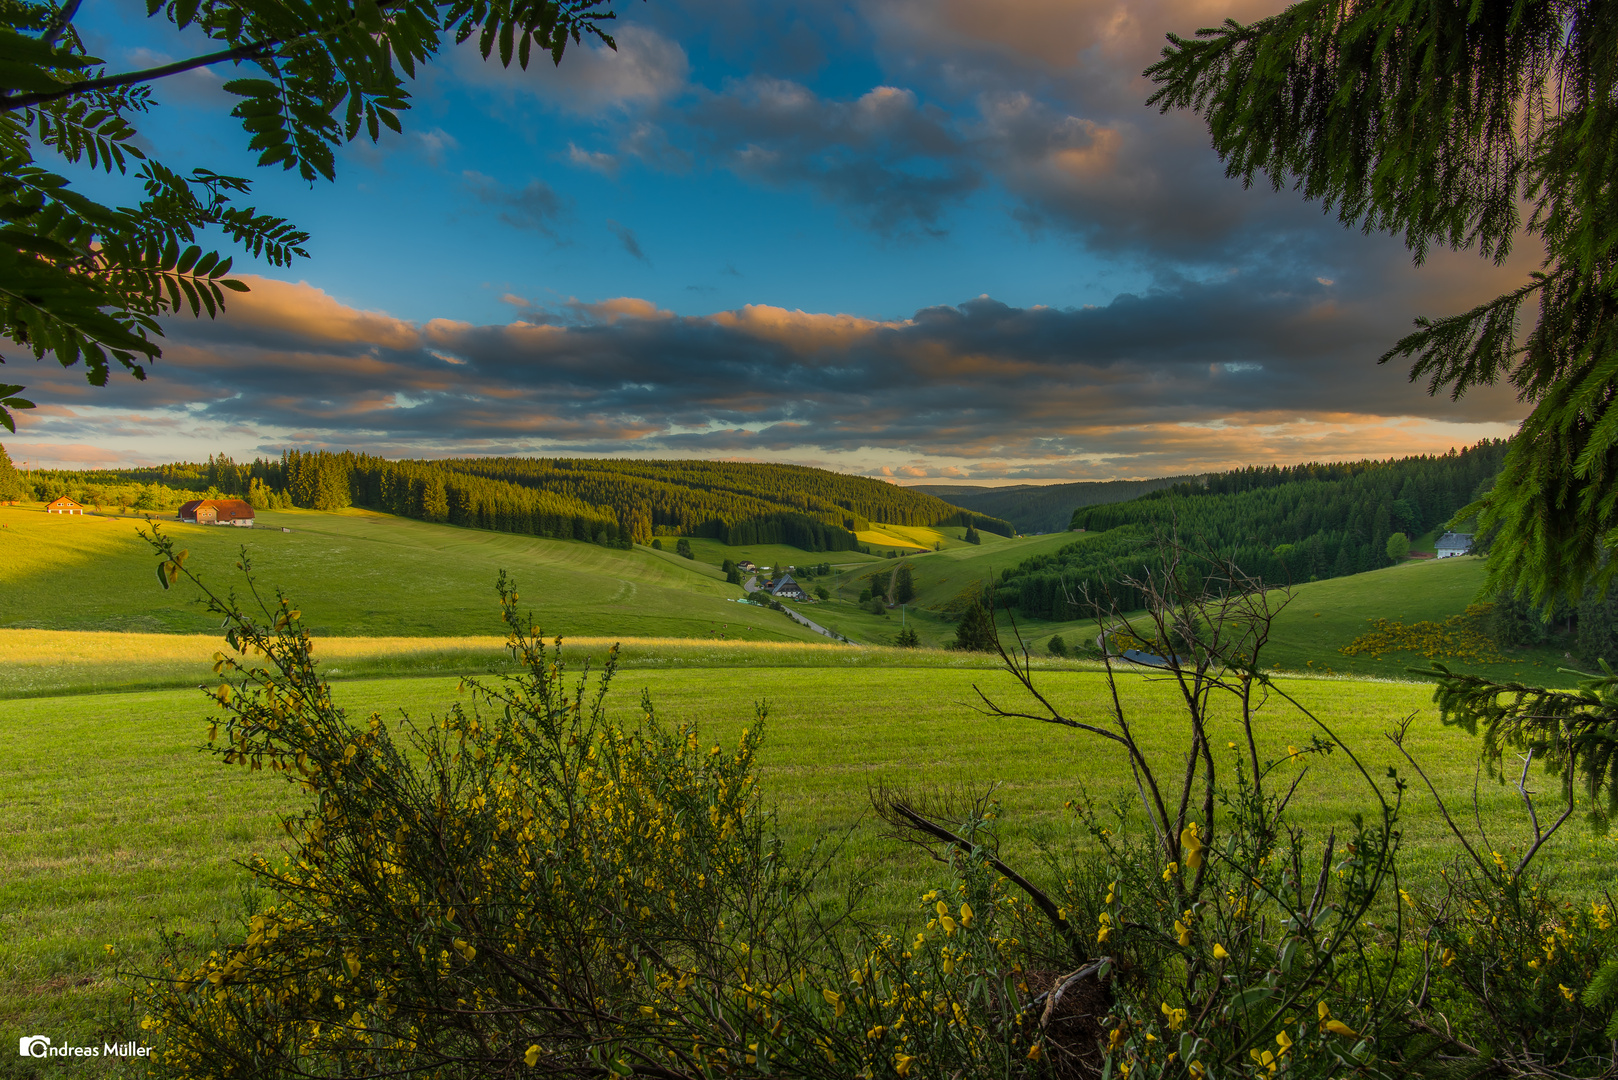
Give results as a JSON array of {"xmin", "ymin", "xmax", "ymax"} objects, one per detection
[
  {"xmin": 432, "ymin": 457, "xmax": 1012, "ymax": 541},
  {"xmin": 15, "ymin": 449, "xmax": 1011, "ymax": 552},
  {"xmin": 1000, "ymin": 442, "xmax": 1509, "ymax": 618}
]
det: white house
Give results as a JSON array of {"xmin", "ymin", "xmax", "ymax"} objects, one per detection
[
  {"xmin": 770, "ymin": 573, "xmax": 809, "ymax": 602},
  {"xmin": 1435, "ymin": 532, "xmax": 1473, "ymax": 558}
]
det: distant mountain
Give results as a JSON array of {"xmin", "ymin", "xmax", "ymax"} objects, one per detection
[{"xmin": 909, "ymin": 477, "xmax": 1198, "ymax": 535}]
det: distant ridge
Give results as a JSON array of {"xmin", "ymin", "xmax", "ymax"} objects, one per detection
[
  {"xmin": 1000, "ymin": 442, "xmax": 1508, "ymax": 619},
  {"xmin": 909, "ymin": 477, "xmax": 1198, "ymax": 535},
  {"xmin": 26, "ymin": 453, "xmax": 1015, "ymax": 552}
]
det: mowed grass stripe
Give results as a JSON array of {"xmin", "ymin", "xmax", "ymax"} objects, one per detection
[
  {"xmin": 0, "ymin": 631, "xmax": 1121, "ymax": 699},
  {"xmin": 6, "ymin": 666, "xmax": 1614, "ymax": 1049}
]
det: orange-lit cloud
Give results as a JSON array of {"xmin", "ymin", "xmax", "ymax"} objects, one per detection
[{"xmin": 12, "ymin": 267, "xmax": 1528, "ymax": 480}]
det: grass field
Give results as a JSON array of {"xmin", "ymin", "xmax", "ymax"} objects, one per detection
[
  {"xmin": 0, "ymin": 496, "xmax": 1108, "ymax": 651},
  {"xmin": 811, "ymin": 530, "xmax": 1107, "ymax": 650},
  {"xmin": 854, "ymin": 522, "xmax": 987, "ymax": 553},
  {"xmin": 0, "ymin": 630, "xmax": 1115, "ymax": 700},
  {"xmin": 0, "ymin": 505, "xmax": 829, "ymax": 644},
  {"xmin": 5, "ymin": 506, "xmax": 1612, "ymax": 1071},
  {"xmin": 1265, "ymin": 556, "xmax": 1583, "ymax": 687},
  {"xmin": 667, "ymin": 522, "xmax": 1018, "ymax": 571},
  {"xmin": 6, "ymin": 660, "xmax": 1614, "ymax": 1069},
  {"xmin": 2, "ymin": 499, "xmax": 1577, "ymax": 678},
  {"xmin": 659, "ymin": 536, "xmax": 881, "ymax": 573}
]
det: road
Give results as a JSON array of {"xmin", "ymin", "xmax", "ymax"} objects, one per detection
[{"xmin": 738, "ymin": 577, "xmax": 849, "ymax": 643}]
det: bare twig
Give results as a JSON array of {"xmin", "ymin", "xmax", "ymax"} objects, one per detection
[{"xmin": 872, "ymin": 791, "xmax": 1087, "ymax": 961}]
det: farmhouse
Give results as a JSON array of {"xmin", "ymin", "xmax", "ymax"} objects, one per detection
[
  {"xmin": 770, "ymin": 573, "xmax": 809, "ymax": 602},
  {"xmin": 179, "ymin": 498, "xmax": 256, "ymax": 527},
  {"xmin": 736, "ymin": 560, "xmax": 757, "ymax": 573},
  {"xmin": 45, "ymin": 497, "xmax": 84, "ymax": 515},
  {"xmin": 1434, "ymin": 532, "xmax": 1473, "ymax": 559}
]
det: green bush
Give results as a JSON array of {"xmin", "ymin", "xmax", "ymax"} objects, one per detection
[
  {"xmin": 894, "ymin": 563, "xmax": 916, "ymax": 604},
  {"xmin": 953, "ymin": 603, "xmax": 998, "ymax": 651},
  {"xmin": 1487, "ymin": 591, "xmax": 1551, "ymax": 648},
  {"xmin": 1578, "ymin": 587, "xmax": 1618, "ymax": 665}
]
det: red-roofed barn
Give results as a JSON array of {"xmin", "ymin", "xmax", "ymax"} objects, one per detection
[{"xmin": 179, "ymin": 499, "xmax": 255, "ymax": 527}]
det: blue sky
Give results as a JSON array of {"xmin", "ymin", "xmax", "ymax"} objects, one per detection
[{"xmin": 10, "ymin": 0, "xmax": 1531, "ymax": 480}]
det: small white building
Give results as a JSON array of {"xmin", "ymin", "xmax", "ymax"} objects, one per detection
[{"xmin": 1435, "ymin": 532, "xmax": 1473, "ymax": 558}]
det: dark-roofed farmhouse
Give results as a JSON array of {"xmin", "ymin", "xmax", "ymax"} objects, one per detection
[{"xmin": 770, "ymin": 573, "xmax": 809, "ymax": 602}]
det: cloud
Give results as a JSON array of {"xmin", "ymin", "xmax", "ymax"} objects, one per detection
[
  {"xmin": 122, "ymin": 45, "xmax": 232, "ymax": 108},
  {"xmin": 462, "ymin": 172, "xmax": 570, "ymax": 237},
  {"xmin": 411, "ymin": 128, "xmax": 459, "ymax": 167},
  {"xmin": 567, "ymin": 142, "xmax": 619, "ymax": 174},
  {"xmin": 1, "ymin": 441, "xmax": 139, "ymax": 467},
  {"xmin": 869, "ymin": 0, "xmax": 1289, "ymax": 73},
  {"xmin": 680, "ymin": 78, "xmax": 982, "ymax": 236},
  {"xmin": 607, "ymin": 219, "xmax": 650, "ymax": 262},
  {"xmin": 14, "ymin": 271, "xmax": 1523, "ymax": 477},
  {"xmin": 171, "ymin": 275, "xmax": 420, "ymax": 352},
  {"xmin": 453, "ymin": 24, "xmax": 690, "ymax": 114}
]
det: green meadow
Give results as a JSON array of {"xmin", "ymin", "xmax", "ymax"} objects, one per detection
[
  {"xmin": 4, "ymin": 502, "xmax": 1604, "ymax": 1071},
  {"xmin": 7, "ymin": 662, "xmax": 1614, "ymax": 1064},
  {"xmin": 0, "ymin": 505, "xmax": 826, "ymax": 643},
  {"xmin": 1266, "ymin": 556, "xmax": 1584, "ymax": 687},
  {"xmin": 4, "ymin": 501, "xmax": 1551, "ymax": 682}
]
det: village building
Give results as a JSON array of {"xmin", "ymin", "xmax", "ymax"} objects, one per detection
[
  {"xmin": 179, "ymin": 498, "xmax": 256, "ymax": 527},
  {"xmin": 770, "ymin": 573, "xmax": 809, "ymax": 602},
  {"xmin": 45, "ymin": 496, "xmax": 83, "ymax": 515},
  {"xmin": 1434, "ymin": 532, "xmax": 1473, "ymax": 559},
  {"xmin": 736, "ymin": 560, "xmax": 757, "ymax": 573}
]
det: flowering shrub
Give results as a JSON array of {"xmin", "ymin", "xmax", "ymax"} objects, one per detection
[
  {"xmin": 133, "ymin": 530, "xmax": 1055, "ymax": 1078},
  {"xmin": 1040, "ymin": 752, "xmax": 1406, "ymax": 1080},
  {"xmin": 1340, "ymin": 603, "xmax": 1505, "ymax": 664},
  {"xmin": 133, "ymin": 529, "xmax": 1618, "ymax": 1079}
]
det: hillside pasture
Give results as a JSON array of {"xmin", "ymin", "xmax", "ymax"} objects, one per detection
[
  {"xmin": 657, "ymin": 536, "xmax": 880, "ymax": 573},
  {"xmin": 1266, "ymin": 556, "xmax": 1579, "ymax": 686},
  {"xmin": 854, "ymin": 522, "xmax": 979, "ymax": 553},
  {"xmin": 5, "ymin": 661, "xmax": 1613, "ymax": 1063},
  {"xmin": 816, "ymin": 531, "xmax": 1109, "ymax": 650},
  {"xmin": 0, "ymin": 505, "xmax": 828, "ymax": 644}
]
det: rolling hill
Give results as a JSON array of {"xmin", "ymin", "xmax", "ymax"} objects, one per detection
[
  {"xmin": 910, "ymin": 476, "xmax": 1196, "ymax": 534},
  {"xmin": 998, "ymin": 442, "xmax": 1508, "ymax": 618},
  {"xmin": 0, "ymin": 504, "xmax": 829, "ymax": 643},
  {"xmin": 28, "ymin": 453, "xmax": 1016, "ymax": 552}
]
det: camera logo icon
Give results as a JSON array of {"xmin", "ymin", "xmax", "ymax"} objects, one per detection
[{"xmin": 18, "ymin": 1036, "xmax": 51, "ymax": 1057}]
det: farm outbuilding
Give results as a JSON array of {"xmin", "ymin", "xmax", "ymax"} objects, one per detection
[
  {"xmin": 179, "ymin": 499, "xmax": 255, "ymax": 526},
  {"xmin": 45, "ymin": 497, "xmax": 83, "ymax": 515}
]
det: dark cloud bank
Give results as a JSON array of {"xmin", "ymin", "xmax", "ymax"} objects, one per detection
[{"xmin": 21, "ymin": 261, "xmax": 1523, "ymax": 476}]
